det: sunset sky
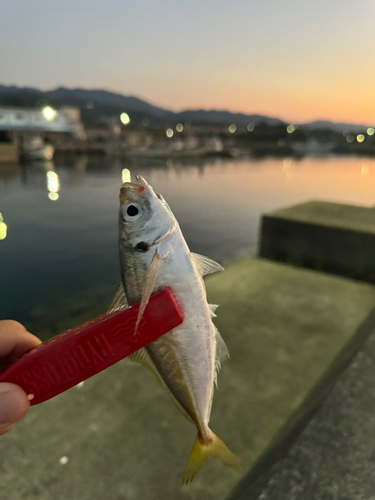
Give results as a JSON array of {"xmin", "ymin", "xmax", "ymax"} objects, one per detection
[{"xmin": 1, "ymin": 0, "xmax": 374, "ymax": 124}]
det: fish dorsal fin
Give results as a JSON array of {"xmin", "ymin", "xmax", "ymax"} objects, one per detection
[
  {"xmin": 126, "ymin": 347, "xmax": 192, "ymax": 422},
  {"xmin": 107, "ymin": 283, "xmax": 129, "ymax": 313},
  {"xmin": 209, "ymin": 304, "xmax": 219, "ymax": 318},
  {"xmin": 213, "ymin": 325, "xmax": 229, "ymax": 388},
  {"xmin": 191, "ymin": 253, "xmax": 224, "ymax": 277}
]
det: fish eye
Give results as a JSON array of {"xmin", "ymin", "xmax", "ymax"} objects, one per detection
[
  {"xmin": 122, "ymin": 203, "xmax": 142, "ymax": 222},
  {"xmin": 127, "ymin": 205, "xmax": 139, "ymax": 217}
]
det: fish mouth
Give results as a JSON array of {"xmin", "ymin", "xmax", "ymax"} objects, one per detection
[
  {"xmin": 119, "ymin": 182, "xmax": 145, "ymax": 206},
  {"xmin": 120, "ymin": 175, "xmax": 153, "ymax": 206},
  {"xmin": 135, "ymin": 175, "xmax": 152, "ymax": 190}
]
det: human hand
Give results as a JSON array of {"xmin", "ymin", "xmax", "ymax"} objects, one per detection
[{"xmin": 0, "ymin": 320, "xmax": 41, "ymax": 435}]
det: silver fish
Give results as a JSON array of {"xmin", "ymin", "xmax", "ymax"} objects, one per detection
[{"xmin": 110, "ymin": 173, "xmax": 242, "ymax": 482}]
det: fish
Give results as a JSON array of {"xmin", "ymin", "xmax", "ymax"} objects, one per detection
[{"xmin": 109, "ymin": 171, "xmax": 243, "ymax": 483}]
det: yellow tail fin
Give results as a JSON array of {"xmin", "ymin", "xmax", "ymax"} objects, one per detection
[{"xmin": 182, "ymin": 431, "xmax": 244, "ymax": 484}]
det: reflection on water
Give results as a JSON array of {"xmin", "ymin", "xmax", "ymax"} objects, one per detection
[
  {"xmin": 0, "ymin": 154, "xmax": 374, "ymax": 336},
  {"xmin": 0, "ymin": 213, "xmax": 7, "ymax": 240}
]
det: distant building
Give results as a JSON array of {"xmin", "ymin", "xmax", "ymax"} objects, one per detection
[{"xmin": 0, "ymin": 105, "xmax": 85, "ymax": 140}]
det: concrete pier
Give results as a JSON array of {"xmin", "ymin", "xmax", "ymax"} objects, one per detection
[
  {"xmin": 259, "ymin": 201, "xmax": 375, "ymax": 283},
  {"xmin": 230, "ymin": 308, "xmax": 375, "ymax": 500},
  {"xmin": 1, "ymin": 259, "xmax": 375, "ymax": 500}
]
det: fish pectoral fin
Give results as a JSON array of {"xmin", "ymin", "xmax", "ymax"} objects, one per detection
[
  {"xmin": 107, "ymin": 283, "xmax": 129, "ymax": 313},
  {"xmin": 182, "ymin": 430, "xmax": 244, "ymax": 484},
  {"xmin": 134, "ymin": 249, "xmax": 165, "ymax": 335},
  {"xmin": 191, "ymin": 253, "xmax": 224, "ymax": 277}
]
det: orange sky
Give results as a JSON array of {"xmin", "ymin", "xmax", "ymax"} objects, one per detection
[{"xmin": 1, "ymin": 0, "xmax": 374, "ymax": 124}]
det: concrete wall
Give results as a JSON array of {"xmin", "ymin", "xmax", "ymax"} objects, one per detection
[{"xmin": 259, "ymin": 201, "xmax": 375, "ymax": 283}]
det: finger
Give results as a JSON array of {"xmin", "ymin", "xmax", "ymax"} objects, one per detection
[
  {"xmin": 0, "ymin": 320, "xmax": 41, "ymax": 361},
  {"xmin": 0, "ymin": 383, "xmax": 30, "ymax": 426},
  {"xmin": 0, "ymin": 423, "xmax": 15, "ymax": 436}
]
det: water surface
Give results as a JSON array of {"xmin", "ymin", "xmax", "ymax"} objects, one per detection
[{"xmin": 1, "ymin": 154, "xmax": 374, "ymax": 336}]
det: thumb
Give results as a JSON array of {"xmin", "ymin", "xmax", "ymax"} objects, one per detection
[{"xmin": 0, "ymin": 383, "xmax": 30, "ymax": 435}]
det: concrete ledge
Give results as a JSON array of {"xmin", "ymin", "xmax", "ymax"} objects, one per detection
[
  {"xmin": 1, "ymin": 259, "xmax": 375, "ymax": 500},
  {"xmin": 259, "ymin": 201, "xmax": 375, "ymax": 283},
  {"xmin": 229, "ymin": 309, "xmax": 375, "ymax": 500}
]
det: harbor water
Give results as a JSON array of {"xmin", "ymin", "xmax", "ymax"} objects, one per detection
[{"xmin": 0, "ymin": 154, "xmax": 374, "ymax": 337}]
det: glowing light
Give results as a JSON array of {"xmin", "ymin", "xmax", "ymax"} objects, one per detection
[
  {"xmin": 247, "ymin": 123, "xmax": 255, "ymax": 132},
  {"xmin": 120, "ymin": 113, "xmax": 130, "ymax": 125},
  {"xmin": 357, "ymin": 134, "xmax": 365, "ymax": 143},
  {"xmin": 367, "ymin": 127, "xmax": 374, "ymax": 136},
  {"xmin": 361, "ymin": 164, "xmax": 370, "ymax": 178},
  {"xmin": 287, "ymin": 124, "xmax": 296, "ymax": 134},
  {"xmin": 47, "ymin": 171, "xmax": 60, "ymax": 199},
  {"xmin": 122, "ymin": 168, "xmax": 131, "ymax": 183},
  {"xmin": 59, "ymin": 456, "xmax": 69, "ymax": 465},
  {"xmin": 176, "ymin": 123, "xmax": 184, "ymax": 133},
  {"xmin": 42, "ymin": 106, "xmax": 56, "ymax": 121},
  {"xmin": 229, "ymin": 124, "xmax": 236, "ymax": 133},
  {"xmin": 346, "ymin": 135, "xmax": 354, "ymax": 143},
  {"xmin": 166, "ymin": 129, "xmax": 174, "ymax": 138},
  {"xmin": 0, "ymin": 213, "xmax": 7, "ymax": 240}
]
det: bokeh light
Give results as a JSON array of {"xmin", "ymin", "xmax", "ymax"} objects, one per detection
[
  {"xmin": 120, "ymin": 113, "xmax": 130, "ymax": 125},
  {"xmin": 229, "ymin": 124, "xmax": 236, "ymax": 133},
  {"xmin": 346, "ymin": 135, "xmax": 354, "ymax": 143},
  {"xmin": 367, "ymin": 127, "xmax": 374, "ymax": 136},
  {"xmin": 247, "ymin": 123, "xmax": 255, "ymax": 132},
  {"xmin": 166, "ymin": 128, "xmax": 174, "ymax": 138},
  {"xmin": 42, "ymin": 106, "xmax": 56, "ymax": 121},
  {"xmin": 176, "ymin": 123, "xmax": 184, "ymax": 132},
  {"xmin": 122, "ymin": 168, "xmax": 131, "ymax": 184},
  {"xmin": 287, "ymin": 124, "xmax": 296, "ymax": 134},
  {"xmin": 0, "ymin": 213, "xmax": 7, "ymax": 240},
  {"xmin": 357, "ymin": 134, "xmax": 365, "ymax": 143},
  {"xmin": 47, "ymin": 171, "xmax": 60, "ymax": 200}
]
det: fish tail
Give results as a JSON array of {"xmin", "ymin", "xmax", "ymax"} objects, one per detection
[{"xmin": 182, "ymin": 430, "xmax": 244, "ymax": 484}]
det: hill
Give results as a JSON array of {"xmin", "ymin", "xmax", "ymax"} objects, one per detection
[
  {"xmin": 0, "ymin": 85, "xmax": 283, "ymax": 128},
  {"xmin": 0, "ymin": 85, "xmax": 370, "ymax": 132}
]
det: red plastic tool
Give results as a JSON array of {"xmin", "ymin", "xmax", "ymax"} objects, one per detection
[{"xmin": 0, "ymin": 288, "xmax": 183, "ymax": 405}]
